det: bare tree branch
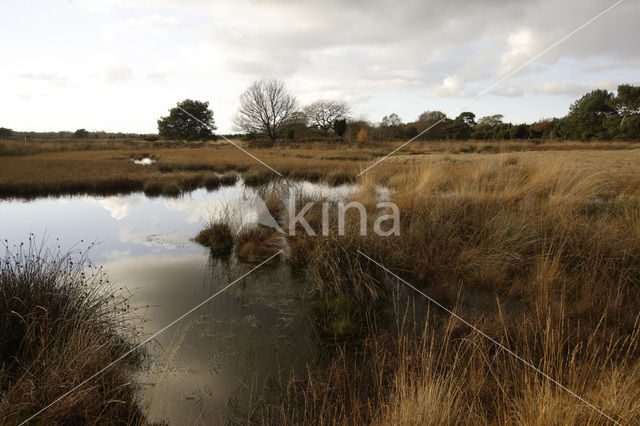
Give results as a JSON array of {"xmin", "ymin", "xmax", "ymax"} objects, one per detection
[
  {"xmin": 303, "ymin": 99, "xmax": 350, "ymax": 133},
  {"xmin": 233, "ymin": 78, "xmax": 297, "ymax": 141}
]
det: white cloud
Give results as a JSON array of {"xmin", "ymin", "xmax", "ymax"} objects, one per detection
[
  {"xmin": 534, "ymin": 80, "xmax": 617, "ymax": 95},
  {"xmin": 104, "ymin": 65, "xmax": 133, "ymax": 84},
  {"xmin": 89, "ymin": 194, "xmax": 143, "ymax": 220},
  {"xmin": 497, "ymin": 28, "xmax": 550, "ymax": 76},
  {"xmin": 426, "ymin": 76, "xmax": 468, "ymax": 98}
]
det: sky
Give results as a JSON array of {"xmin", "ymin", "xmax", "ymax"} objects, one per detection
[{"xmin": 0, "ymin": 0, "xmax": 638, "ymax": 134}]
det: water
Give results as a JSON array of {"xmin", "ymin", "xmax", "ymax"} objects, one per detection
[
  {"xmin": 0, "ymin": 180, "xmax": 357, "ymax": 425},
  {"xmin": 134, "ymin": 157, "xmax": 155, "ymax": 165}
]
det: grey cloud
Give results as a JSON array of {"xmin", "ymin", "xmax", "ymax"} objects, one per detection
[
  {"xmin": 93, "ymin": 0, "xmax": 638, "ymax": 100},
  {"xmin": 492, "ymin": 86, "xmax": 525, "ymax": 97},
  {"xmin": 16, "ymin": 72, "xmax": 69, "ymax": 87},
  {"xmin": 533, "ymin": 80, "xmax": 618, "ymax": 96},
  {"xmin": 104, "ymin": 66, "xmax": 133, "ymax": 83}
]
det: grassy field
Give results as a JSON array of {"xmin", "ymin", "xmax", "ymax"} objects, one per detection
[
  {"xmin": 3, "ymin": 138, "xmax": 640, "ymax": 424},
  {"xmin": 1, "ymin": 137, "xmax": 639, "ymax": 198}
]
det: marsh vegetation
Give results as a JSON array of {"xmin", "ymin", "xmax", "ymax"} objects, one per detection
[{"xmin": 3, "ymin": 139, "xmax": 640, "ymax": 424}]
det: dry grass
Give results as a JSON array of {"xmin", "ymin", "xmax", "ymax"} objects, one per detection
[
  {"xmin": 194, "ymin": 222, "xmax": 234, "ymax": 257},
  {"xmin": 259, "ymin": 311, "xmax": 640, "ymax": 425},
  {"xmin": 6, "ymin": 138, "xmax": 640, "ymax": 423},
  {"xmin": 2, "ymin": 138, "xmax": 638, "ymax": 198},
  {"xmin": 235, "ymin": 225, "xmax": 283, "ymax": 263},
  {"xmin": 246, "ymin": 156, "xmax": 640, "ymax": 424},
  {"xmin": 0, "ymin": 240, "xmax": 146, "ymax": 425}
]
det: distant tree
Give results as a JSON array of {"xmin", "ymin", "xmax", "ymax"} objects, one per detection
[
  {"xmin": 381, "ymin": 113, "xmax": 402, "ymax": 128},
  {"xmin": 0, "ymin": 127, "xmax": 14, "ymax": 138},
  {"xmin": 614, "ymin": 84, "xmax": 640, "ymax": 128},
  {"xmin": 416, "ymin": 111, "xmax": 448, "ymax": 139},
  {"xmin": 458, "ymin": 112, "xmax": 476, "ymax": 127},
  {"xmin": 401, "ymin": 125, "xmax": 418, "ymax": 139},
  {"xmin": 333, "ymin": 118, "xmax": 347, "ymax": 137},
  {"xmin": 477, "ymin": 114, "xmax": 503, "ymax": 127},
  {"xmin": 418, "ymin": 110, "xmax": 447, "ymax": 123},
  {"xmin": 303, "ymin": 100, "xmax": 349, "ymax": 133},
  {"xmin": 530, "ymin": 119, "xmax": 554, "ymax": 139},
  {"xmin": 282, "ymin": 110, "xmax": 309, "ymax": 140},
  {"xmin": 379, "ymin": 113, "xmax": 403, "ymax": 139},
  {"xmin": 72, "ymin": 128, "xmax": 90, "ymax": 139},
  {"xmin": 356, "ymin": 129, "xmax": 369, "ymax": 144},
  {"xmin": 510, "ymin": 123, "xmax": 530, "ymax": 139},
  {"xmin": 233, "ymin": 78, "xmax": 297, "ymax": 141},
  {"xmin": 563, "ymin": 89, "xmax": 616, "ymax": 139},
  {"xmin": 447, "ymin": 112, "xmax": 476, "ymax": 140},
  {"xmin": 345, "ymin": 119, "xmax": 371, "ymax": 143},
  {"xmin": 285, "ymin": 128, "xmax": 295, "ymax": 140},
  {"xmin": 471, "ymin": 114, "xmax": 505, "ymax": 139},
  {"xmin": 157, "ymin": 99, "xmax": 216, "ymax": 141}
]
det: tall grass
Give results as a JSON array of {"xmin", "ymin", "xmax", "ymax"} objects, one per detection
[
  {"xmin": 249, "ymin": 157, "xmax": 640, "ymax": 424},
  {"xmin": 0, "ymin": 239, "xmax": 145, "ymax": 425}
]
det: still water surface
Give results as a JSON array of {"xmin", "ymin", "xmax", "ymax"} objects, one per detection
[{"xmin": 0, "ymin": 180, "xmax": 357, "ymax": 424}]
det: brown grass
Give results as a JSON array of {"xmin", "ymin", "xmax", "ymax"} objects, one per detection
[
  {"xmin": 6, "ymin": 138, "xmax": 640, "ymax": 423},
  {"xmin": 0, "ymin": 240, "xmax": 146, "ymax": 425},
  {"xmin": 247, "ymin": 156, "xmax": 640, "ymax": 424},
  {"xmin": 194, "ymin": 221, "xmax": 234, "ymax": 257},
  {"xmin": 2, "ymin": 138, "xmax": 639, "ymax": 198},
  {"xmin": 235, "ymin": 225, "xmax": 283, "ymax": 263}
]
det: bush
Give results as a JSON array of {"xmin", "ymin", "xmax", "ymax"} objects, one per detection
[{"xmin": 356, "ymin": 129, "xmax": 369, "ymax": 144}]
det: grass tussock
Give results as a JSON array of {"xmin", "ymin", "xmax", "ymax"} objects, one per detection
[
  {"xmin": 194, "ymin": 221, "xmax": 234, "ymax": 257},
  {"xmin": 235, "ymin": 225, "xmax": 283, "ymax": 263},
  {"xmin": 249, "ymin": 157, "xmax": 640, "ymax": 424},
  {"xmin": 0, "ymin": 240, "xmax": 145, "ymax": 425}
]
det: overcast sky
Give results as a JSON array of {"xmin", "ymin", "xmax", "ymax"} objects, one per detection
[{"xmin": 1, "ymin": 0, "xmax": 638, "ymax": 133}]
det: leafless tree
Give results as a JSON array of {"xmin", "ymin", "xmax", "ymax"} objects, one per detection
[
  {"xmin": 381, "ymin": 113, "xmax": 402, "ymax": 127},
  {"xmin": 233, "ymin": 78, "xmax": 297, "ymax": 141},
  {"xmin": 303, "ymin": 99, "xmax": 350, "ymax": 133}
]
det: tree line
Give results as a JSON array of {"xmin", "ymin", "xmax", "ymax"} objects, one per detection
[
  {"xmin": 156, "ymin": 79, "xmax": 640, "ymax": 143},
  {"xmin": 2, "ymin": 80, "xmax": 638, "ymax": 142}
]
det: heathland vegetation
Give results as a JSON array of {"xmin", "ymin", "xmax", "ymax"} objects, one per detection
[
  {"xmin": 198, "ymin": 155, "xmax": 640, "ymax": 424},
  {"xmin": 2, "ymin": 80, "xmax": 640, "ymax": 424},
  {"xmin": 3, "ymin": 139, "xmax": 640, "ymax": 423}
]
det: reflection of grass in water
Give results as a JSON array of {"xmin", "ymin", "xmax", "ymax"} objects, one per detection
[{"xmin": 311, "ymin": 296, "xmax": 389, "ymax": 341}]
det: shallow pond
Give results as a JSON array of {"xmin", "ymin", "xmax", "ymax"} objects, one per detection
[{"xmin": 0, "ymin": 180, "xmax": 358, "ymax": 424}]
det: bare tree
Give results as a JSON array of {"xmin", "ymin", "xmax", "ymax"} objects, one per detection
[
  {"xmin": 233, "ymin": 78, "xmax": 297, "ymax": 141},
  {"xmin": 381, "ymin": 113, "xmax": 402, "ymax": 127},
  {"xmin": 303, "ymin": 99, "xmax": 350, "ymax": 133}
]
